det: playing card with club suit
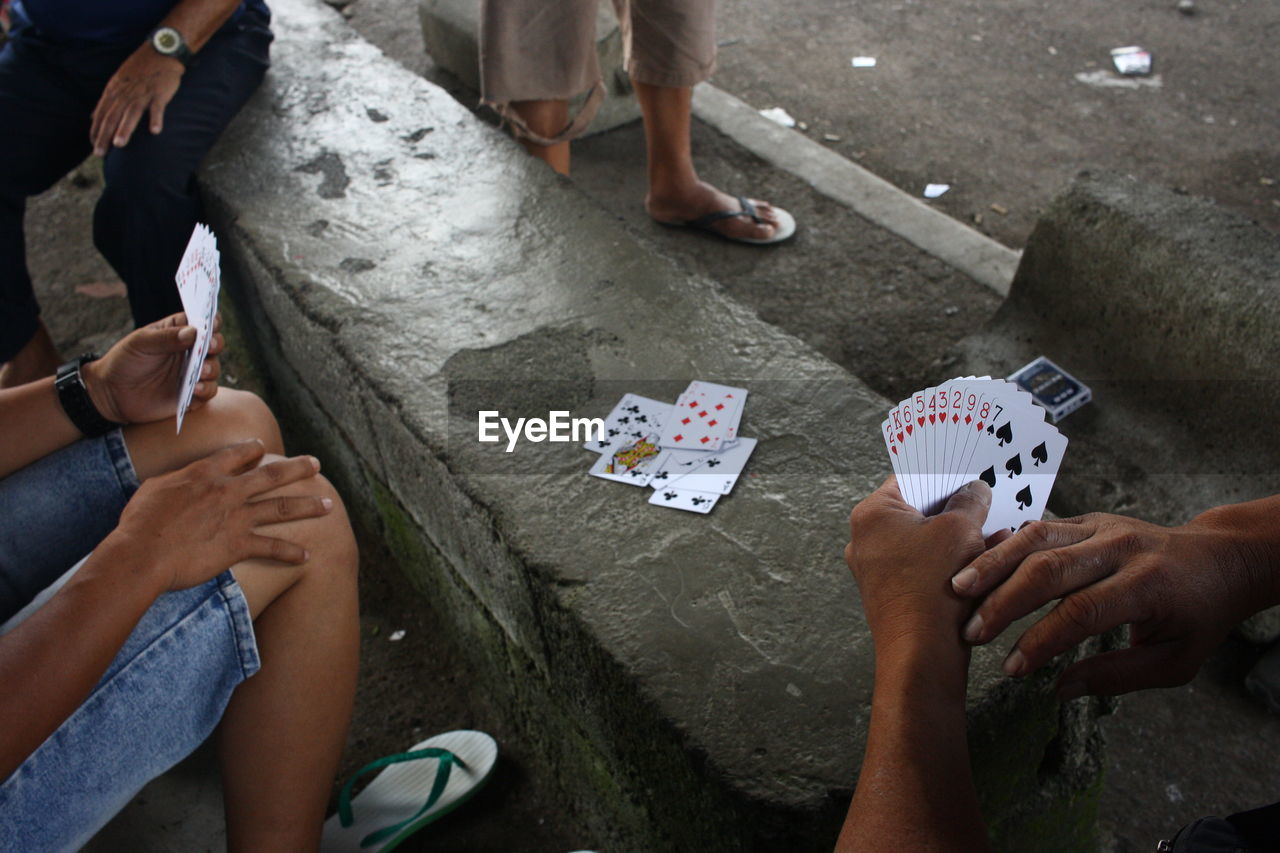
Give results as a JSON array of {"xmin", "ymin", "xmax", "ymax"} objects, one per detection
[
  {"xmin": 647, "ymin": 447, "xmax": 712, "ymax": 488},
  {"xmin": 657, "ymin": 381, "xmax": 747, "ymax": 451},
  {"xmin": 584, "ymin": 394, "xmax": 673, "ymax": 454},
  {"xmin": 667, "ymin": 437, "xmax": 756, "ymax": 495},
  {"xmin": 648, "ymin": 485, "xmax": 722, "ymax": 514},
  {"xmin": 588, "ymin": 434, "xmax": 665, "ymax": 486}
]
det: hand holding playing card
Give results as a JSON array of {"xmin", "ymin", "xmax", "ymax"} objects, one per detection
[
  {"xmin": 882, "ymin": 377, "xmax": 1068, "ymax": 537},
  {"xmin": 82, "ymin": 312, "xmax": 224, "ymax": 426},
  {"xmin": 845, "ymin": 476, "xmax": 995, "ymax": 652},
  {"xmin": 952, "ymin": 509, "xmax": 1275, "ymax": 698}
]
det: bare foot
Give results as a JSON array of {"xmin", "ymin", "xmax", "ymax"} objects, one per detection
[
  {"xmin": 0, "ymin": 321, "xmax": 61, "ymax": 389},
  {"xmin": 646, "ymin": 181, "xmax": 786, "ymax": 242}
]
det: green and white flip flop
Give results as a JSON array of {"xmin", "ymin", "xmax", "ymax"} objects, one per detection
[{"xmin": 321, "ymin": 730, "xmax": 498, "ymax": 852}]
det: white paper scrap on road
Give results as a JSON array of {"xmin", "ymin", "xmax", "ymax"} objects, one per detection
[
  {"xmin": 923, "ymin": 183, "xmax": 951, "ymax": 199},
  {"xmin": 851, "ymin": 56, "xmax": 877, "ymax": 68},
  {"xmin": 758, "ymin": 107, "xmax": 797, "ymax": 128}
]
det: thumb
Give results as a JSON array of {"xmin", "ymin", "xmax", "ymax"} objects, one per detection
[
  {"xmin": 1056, "ymin": 642, "xmax": 1194, "ymax": 700},
  {"xmin": 941, "ymin": 479, "xmax": 992, "ymax": 530},
  {"xmin": 130, "ymin": 322, "xmax": 197, "ymax": 355}
]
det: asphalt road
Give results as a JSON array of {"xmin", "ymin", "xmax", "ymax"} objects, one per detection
[{"xmin": 712, "ymin": 0, "xmax": 1280, "ymax": 247}]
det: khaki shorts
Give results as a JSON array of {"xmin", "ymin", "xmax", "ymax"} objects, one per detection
[{"xmin": 480, "ymin": 0, "xmax": 717, "ymax": 144}]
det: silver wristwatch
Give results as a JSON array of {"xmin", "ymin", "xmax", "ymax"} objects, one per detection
[{"xmin": 150, "ymin": 26, "xmax": 193, "ymax": 67}]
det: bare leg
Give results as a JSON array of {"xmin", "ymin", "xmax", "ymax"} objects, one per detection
[
  {"xmin": 123, "ymin": 388, "xmax": 285, "ymax": 480},
  {"xmin": 220, "ymin": 469, "xmax": 359, "ymax": 852},
  {"xmin": 634, "ymin": 81, "xmax": 783, "ymax": 242},
  {"xmin": 0, "ymin": 320, "xmax": 61, "ymax": 389},
  {"xmin": 510, "ymin": 99, "xmax": 572, "ymax": 176}
]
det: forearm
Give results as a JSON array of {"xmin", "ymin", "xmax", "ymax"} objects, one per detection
[
  {"xmin": 157, "ymin": 0, "xmax": 243, "ymax": 53},
  {"xmin": 837, "ymin": 637, "xmax": 989, "ymax": 852},
  {"xmin": 1189, "ymin": 494, "xmax": 1280, "ymax": 613},
  {"xmin": 0, "ymin": 379, "xmax": 84, "ymax": 478},
  {"xmin": 0, "ymin": 535, "xmax": 163, "ymax": 779}
]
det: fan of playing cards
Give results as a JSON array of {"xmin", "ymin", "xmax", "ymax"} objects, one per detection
[
  {"xmin": 882, "ymin": 376, "xmax": 1069, "ymax": 537},
  {"xmin": 583, "ymin": 381, "xmax": 756, "ymax": 514},
  {"xmin": 174, "ymin": 224, "xmax": 221, "ymax": 434}
]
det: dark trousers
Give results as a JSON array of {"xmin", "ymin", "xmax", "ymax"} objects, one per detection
[{"xmin": 0, "ymin": 9, "xmax": 271, "ymax": 361}]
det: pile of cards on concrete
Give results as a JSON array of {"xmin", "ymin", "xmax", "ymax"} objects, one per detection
[
  {"xmin": 583, "ymin": 381, "xmax": 756, "ymax": 514},
  {"xmin": 881, "ymin": 376, "xmax": 1069, "ymax": 536}
]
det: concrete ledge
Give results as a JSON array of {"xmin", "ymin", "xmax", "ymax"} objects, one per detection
[
  {"xmin": 942, "ymin": 171, "xmax": 1280, "ymax": 638},
  {"xmin": 203, "ymin": 2, "xmax": 1110, "ymax": 849}
]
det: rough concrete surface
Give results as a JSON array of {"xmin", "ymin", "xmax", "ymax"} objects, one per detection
[
  {"xmin": 198, "ymin": 1, "xmax": 1110, "ymax": 849},
  {"xmin": 943, "ymin": 171, "xmax": 1280, "ymax": 528},
  {"xmin": 941, "ymin": 170, "xmax": 1280, "ymax": 846},
  {"xmin": 942, "ymin": 170, "xmax": 1280, "ymax": 641},
  {"xmin": 10, "ymin": 0, "xmax": 1274, "ymax": 850}
]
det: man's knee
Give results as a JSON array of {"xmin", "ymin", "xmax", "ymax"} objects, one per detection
[
  {"xmin": 233, "ymin": 462, "xmax": 358, "ymax": 619},
  {"xmin": 125, "ymin": 388, "xmax": 284, "ymax": 481},
  {"xmin": 203, "ymin": 389, "xmax": 284, "ymax": 455},
  {"xmin": 98, "ymin": 141, "xmax": 192, "ymax": 206}
]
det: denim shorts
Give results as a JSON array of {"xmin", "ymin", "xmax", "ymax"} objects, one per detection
[{"xmin": 0, "ymin": 433, "xmax": 261, "ymax": 852}]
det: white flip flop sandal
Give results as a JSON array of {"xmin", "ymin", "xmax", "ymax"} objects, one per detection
[
  {"xmin": 657, "ymin": 195, "xmax": 797, "ymax": 245},
  {"xmin": 321, "ymin": 730, "xmax": 498, "ymax": 852}
]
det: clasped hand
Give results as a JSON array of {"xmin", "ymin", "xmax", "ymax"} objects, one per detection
[{"xmin": 847, "ymin": 477, "xmax": 1263, "ymax": 700}]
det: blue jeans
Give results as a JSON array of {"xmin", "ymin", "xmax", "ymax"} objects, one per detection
[
  {"xmin": 0, "ymin": 6, "xmax": 273, "ymax": 360},
  {"xmin": 0, "ymin": 435, "xmax": 261, "ymax": 851}
]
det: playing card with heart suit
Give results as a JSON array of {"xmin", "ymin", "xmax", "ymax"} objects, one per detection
[
  {"xmin": 884, "ymin": 377, "xmax": 1068, "ymax": 534},
  {"xmin": 890, "ymin": 393, "xmax": 926, "ymax": 510},
  {"xmin": 648, "ymin": 484, "xmax": 722, "ymax": 514},
  {"xmin": 584, "ymin": 394, "xmax": 673, "ymax": 454}
]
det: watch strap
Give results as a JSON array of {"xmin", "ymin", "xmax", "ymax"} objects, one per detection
[{"xmin": 55, "ymin": 355, "xmax": 122, "ymax": 439}]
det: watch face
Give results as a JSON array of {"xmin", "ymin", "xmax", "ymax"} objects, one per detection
[{"xmin": 154, "ymin": 29, "xmax": 180, "ymax": 54}]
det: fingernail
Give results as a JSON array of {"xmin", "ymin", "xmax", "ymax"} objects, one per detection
[
  {"xmin": 310, "ymin": 456, "xmax": 321, "ymax": 471},
  {"xmin": 1003, "ymin": 648, "xmax": 1027, "ymax": 677},
  {"xmin": 321, "ymin": 497, "xmax": 334, "ymax": 511},
  {"xmin": 194, "ymin": 382, "xmax": 205, "ymax": 393},
  {"xmin": 1058, "ymin": 680, "xmax": 1086, "ymax": 701},
  {"xmin": 963, "ymin": 612, "xmax": 984, "ymax": 643},
  {"xmin": 302, "ymin": 549, "xmax": 311, "ymax": 562},
  {"xmin": 952, "ymin": 567, "xmax": 979, "ymax": 593},
  {"xmin": 964, "ymin": 479, "xmax": 992, "ymax": 502}
]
